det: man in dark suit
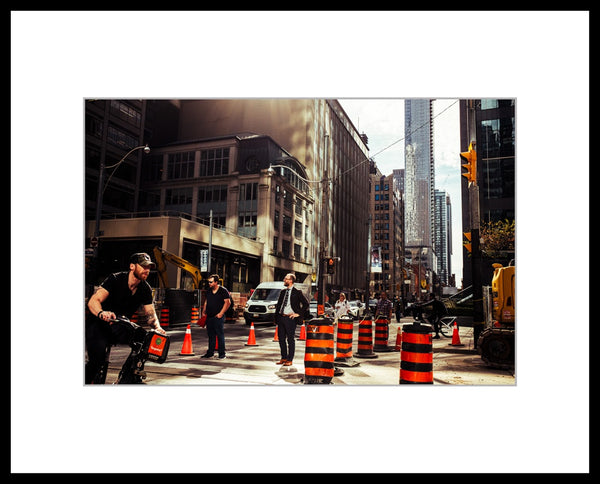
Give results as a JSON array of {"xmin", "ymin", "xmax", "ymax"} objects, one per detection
[{"xmin": 274, "ymin": 273, "xmax": 309, "ymax": 366}]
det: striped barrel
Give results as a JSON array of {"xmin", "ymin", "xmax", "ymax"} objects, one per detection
[
  {"xmin": 373, "ymin": 317, "xmax": 394, "ymax": 352},
  {"xmin": 130, "ymin": 311, "xmax": 139, "ymax": 325},
  {"xmin": 159, "ymin": 307, "xmax": 170, "ymax": 328},
  {"xmin": 355, "ymin": 317, "xmax": 378, "ymax": 359},
  {"xmin": 334, "ymin": 315, "xmax": 358, "ymax": 366},
  {"xmin": 191, "ymin": 306, "xmax": 199, "ymax": 325},
  {"xmin": 399, "ymin": 322, "xmax": 433, "ymax": 384},
  {"xmin": 304, "ymin": 319, "xmax": 335, "ymax": 384}
]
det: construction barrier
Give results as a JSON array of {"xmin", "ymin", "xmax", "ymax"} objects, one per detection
[
  {"xmin": 395, "ymin": 326, "xmax": 402, "ymax": 351},
  {"xmin": 334, "ymin": 315, "xmax": 359, "ymax": 367},
  {"xmin": 245, "ymin": 323, "xmax": 258, "ymax": 346},
  {"xmin": 450, "ymin": 321, "xmax": 464, "ymax": 346},
  {"xmin": 374, "ymin": 317, "xmax": 395, "ymax": 352},
  {"xmin": 304, "ymin": 318, "xmax": 335, "ymax": 384},
  {"xmin": 191, "ymin": 306, "xmax": 199, "ymax": 325},
  {"xmin": 179, "ymin": 324, "xmax": 195, "ymax": 355},
  {"xmin": 159, "ymin": 307, "xmax": 169, "ymax": 328},
  {"xmin": 298, "ymin": 322, "xmax": 306, "ymax": 340},
  {"xmin": 355, "ymin": 317, "xmax": 378, "ymax": 359},
  {"xmin": 399, "ymin": 322, "xmax": 433, "ymax": 384}
]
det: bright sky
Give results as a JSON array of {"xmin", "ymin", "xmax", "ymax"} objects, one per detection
[{"xmin": 339, "ymin": 98, "xmax": 463, "ymax": 284}]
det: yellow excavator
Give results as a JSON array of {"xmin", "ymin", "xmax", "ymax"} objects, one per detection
[
  {"xmin": 153, "ymin": 246, "xmax": 202, "ymax": 290},
  {"xmin": 478, "ymin": 261, "xmax": 515, "ymax": 369}
]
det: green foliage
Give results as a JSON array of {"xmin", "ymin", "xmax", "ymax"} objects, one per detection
[{"xmin": 480, "ymin": 219, "xmax": 515, "ymax": 257}]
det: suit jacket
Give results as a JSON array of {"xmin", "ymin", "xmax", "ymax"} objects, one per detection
[{"xmin": 275, "ymin": 286, "xmax": 309, "ymax": 321}]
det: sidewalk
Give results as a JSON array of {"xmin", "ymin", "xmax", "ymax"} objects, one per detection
[{"xmin": 101, "ymin": 317, "xmax": 515, "ymax": 385}]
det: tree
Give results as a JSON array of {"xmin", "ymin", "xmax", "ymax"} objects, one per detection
[{"xmin": 480, "ymin": 219, "xmax": 515, "ymax": 258}]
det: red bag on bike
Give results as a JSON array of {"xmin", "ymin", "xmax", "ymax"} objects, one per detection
[{"xmin": 142, "ymin": 331, "xmax": 170, "ymax": 363}]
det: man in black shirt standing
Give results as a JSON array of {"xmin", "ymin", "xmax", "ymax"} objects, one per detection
[
  {"xmin": 201, "ymin": 274, "xmax": 231, "ymax": 359},
  {"xmin": 85, "ymin": 252, "xmax": 166, "ymax": 384}
]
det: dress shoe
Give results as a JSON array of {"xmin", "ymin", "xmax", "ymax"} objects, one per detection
[
  {"xmin": 283, "ymin": 360, "xmax": 292, "ymax": 366},
  {"xmin": 277, "ymin": 359, "xmax": 287, "ymax": 364}
]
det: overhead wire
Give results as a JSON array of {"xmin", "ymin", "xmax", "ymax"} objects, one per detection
[{"xmin": 333, "ymin": 99, "xmax": 460, "ymax": 183}]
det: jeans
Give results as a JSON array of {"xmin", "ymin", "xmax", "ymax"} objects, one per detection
[
  {"xmin": 85, "ymin": 317, "xmax": 135, "ymax": 384},
  {"xmin": 206, "ymin": 315, "xmax": 226, "ymax": 356},
  {"xmin": 276, "ymin": 315, "xmax": 296, "ymax": 361}
]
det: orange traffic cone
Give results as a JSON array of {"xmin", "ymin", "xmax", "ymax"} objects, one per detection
[
  {"xmin": 245, "ymin": 323, "xmax": 258, "ymax": 346},
  {"xmin": 179, "ymin": 324, "xmax": 195, "ymax": 355},
  {"xmin": 450, "ymin": 321, "xmax": 464, "ymax": 346},
  {"xmin": 395, "ymin": 326, "xmax": 402, "ymax": 351},
  {"xmin": 273, "ymin": 325, "xmax": 279, "ymax": 342},
  {"xmin": 298, "ymin": 323, "xmax": 306, "ymax": 341}
]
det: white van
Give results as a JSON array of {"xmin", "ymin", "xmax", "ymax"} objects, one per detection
[{"xmin": 243, "ymin": 281, "xmax": 311, "ymax": 326}]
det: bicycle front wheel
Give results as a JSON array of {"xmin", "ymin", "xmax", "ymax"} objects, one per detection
[{"xmin": 439, "ymin": 318, "xmax": 456, "ymax": 338}]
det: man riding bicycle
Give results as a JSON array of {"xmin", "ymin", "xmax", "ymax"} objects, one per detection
[
  {"xmin": 419, "ymin": 294, "xmax": 448, "ymax": 339},
  {"xmin": 85, "ymin": 252, "xmax": 166, "ymax": 384}
]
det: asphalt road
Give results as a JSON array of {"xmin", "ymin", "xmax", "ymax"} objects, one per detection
[{"xmin": 93, "ymin": 316, "xmax": 515, "ymax": 386}]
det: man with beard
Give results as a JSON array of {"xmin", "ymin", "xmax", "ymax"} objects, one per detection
[
  {"xmin": 85, "ymin": 252, "xmax": 166, "ymax": 384},
  {"xmin": 274, "ymin": 273, "xmax": 309, "ymax": 366}
]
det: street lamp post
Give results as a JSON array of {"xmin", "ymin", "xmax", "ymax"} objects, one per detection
[{"xmin": 93, "ymin": 144, "xmax": 150, "ymax": 258}]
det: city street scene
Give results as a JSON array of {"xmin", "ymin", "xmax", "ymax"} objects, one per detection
[{"xmin": 83, "ymin": 97, "xmax": 516, "ymax": 386}]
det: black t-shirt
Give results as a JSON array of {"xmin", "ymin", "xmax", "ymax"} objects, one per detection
[
  {"xmin": 205, "ymin": 286, "xmax": 231, "ymax": 317},
  {"xmin": 99, "ymin": 271, "xmax": 154, "ymax": 318}
]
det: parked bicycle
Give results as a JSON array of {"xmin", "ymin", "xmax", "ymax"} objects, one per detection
[
  {"xmin": 409, "ymin": 302, "xmax": 457, "ymax": 338},
  {"xmin": 92, "ymin": 316, "xmax": 170, "ymax": 384}
]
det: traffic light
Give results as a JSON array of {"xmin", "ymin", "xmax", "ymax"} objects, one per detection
[
  {"xmin": 460, "ymin": 142, "xmax": 477, "ymax": 184},
  {"xmin": 463, "ymin": 231, "xmax": 472, "ymax": 254},
  {"xmin": 326, "ymin": 257, "xmax": 336, "ymax": 274}
]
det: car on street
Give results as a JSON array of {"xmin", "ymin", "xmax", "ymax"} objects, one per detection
[
  {"xmin": 347, "ymin": 300, "xmax": 365, "ymax": 318},
  {"xmin": 308, "ymin": 301, "xmax": 335, "ymax": 319}
]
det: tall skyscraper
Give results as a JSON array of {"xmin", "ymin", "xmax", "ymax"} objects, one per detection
[
  {"xmin": 434, "ymin": 189, "xmax": 452, "ymax": 286},
  {"xmin": 404, "ymin": 99, "xmax": 435, "ymax": 295}
]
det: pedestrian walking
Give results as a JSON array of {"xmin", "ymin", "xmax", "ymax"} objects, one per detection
[
  {"xmin": 374, "ymin": 291, "xmax": 393, "ymax": 321},
  {"xmin": 334, "ymin": 292, "xmax": 350, "ymax": 323}
]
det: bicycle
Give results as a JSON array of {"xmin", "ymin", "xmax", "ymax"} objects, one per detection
[
  {"xmin": 438, "ymin": 316, "xmax": 458, "ymax": 338},
  {"xmin": 409, "ymin": 303, "xmax": 457, "ymax": 338},
  {"xmin": 92, "ymin": 316, "xmax": 170, "ymax": 384}
]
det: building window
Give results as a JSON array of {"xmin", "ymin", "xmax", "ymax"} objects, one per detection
[
  {"xmin": 166, "ymin": 187, "xmax": 193, "ymax": 216},
  {"xmin": 294, "ymin": 244, "xmax": 301, "ymax": 260},
  {"xmin": 200, "ymin": 148, "xmax": 229, "ymax": 176},
  {"xmin": 282, "ymin": 240, "xmax": 290, "ymax": 258},
  {"xmin": 294, "ymin": 220, "xmax": 302, "ymax": 240},
  {"xmin": 168, "ymin": 151, "xmax": 195, "ymax": 179},
  {"xmin": 237, "ymin": 183, "xmax": 258, "ymax": 239},
  {"xmin": 282, "ymin": 215, "xmax": 292, "ymax": 235},
  {"xmin": 107, "ymin": 125, "xmax": 138, "ymax": 151},
  {"xmin": 109, "ymin": 100, "xmax": 141, "ymax": 128},
  {"xmin": 197, "ymin": 184, "xmax": 227, "ymax": 227}
]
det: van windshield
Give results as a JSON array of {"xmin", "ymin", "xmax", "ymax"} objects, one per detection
[{"xmin": 250, "ymin": 288, "xmax": 281, "ymax": 301}]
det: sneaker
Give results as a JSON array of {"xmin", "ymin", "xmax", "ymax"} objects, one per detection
[{"xmin": 201, "ymin": 353, "xmax": 214, "ymax": 358}]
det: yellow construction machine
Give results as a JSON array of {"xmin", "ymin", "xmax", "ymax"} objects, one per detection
[
  {"xmin": 153, "ymin": 246, "xmax": 202, "ymax": 290},
  {"xmin": 478, "ymin": 261, "xmax": 515, "ymax": 369}
]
